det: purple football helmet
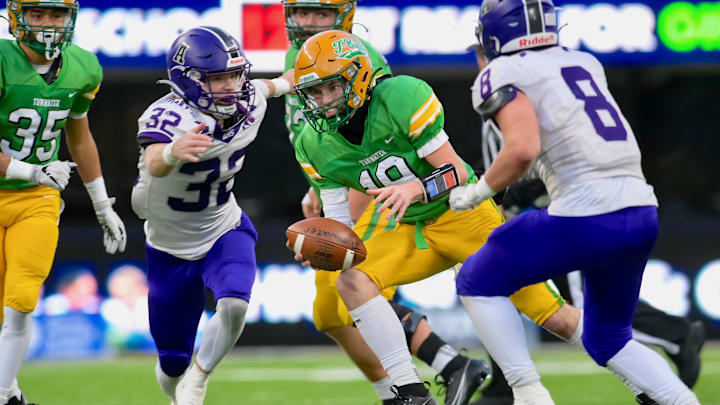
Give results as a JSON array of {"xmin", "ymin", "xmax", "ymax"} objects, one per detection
[
  {"xmin": 161, "ymin": 26, "xmax": 255, "ymax": 123},
  {"xmin": 476, "ymin": 0, "xmax": 558, "ymax": 61}
]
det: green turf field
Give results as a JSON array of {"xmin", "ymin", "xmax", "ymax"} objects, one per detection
[{"xmin": 17, "ymin": 344, "xmax": 719, "ymax": 404}]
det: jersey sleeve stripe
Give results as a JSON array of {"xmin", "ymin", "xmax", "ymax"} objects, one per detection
[
  {"xmin": 137, "ymin": 131, "xmax": 173, "ymax": 144},
  {"xmin": 410, "ymin": 93, "xmax": 439, "ymax": 124},
  {"xmin": 409, "ymin": 104, "xmax": 442, "ymax": 137},
  {"xmin": 300, "ymin": 161, "xmax": 322, "ymax": 180},
  {"xmin": 409, "ymin": 93, "xmax": 442, "ymax": 137},
  {"xmin": 82, "ymin": 84, "xmax": 101, "ymax": 100}
]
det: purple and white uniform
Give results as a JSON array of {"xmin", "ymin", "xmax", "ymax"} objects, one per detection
[
  {"xmin": 131, "ymin": 80, "xmax": 272, "ymax": 374},
  {"xmin": 132, "ymin": 80, "xmax": 269, "ymax": 260},
  {"xmin": 458, "ymin": 46, "xmax": 659, "ymax": 365}
]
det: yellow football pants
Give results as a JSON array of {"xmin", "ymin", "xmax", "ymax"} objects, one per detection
[
  {"xmin": 0, "ymin": 186, "xmax": 61, "ymax": 321},
  {"xmin": 356, "ymin": 199, "xmax": 564, "ymax": 325},
  {"xmin": 313, "ymin": 201, "xmax": 397, "ymax": 331}
]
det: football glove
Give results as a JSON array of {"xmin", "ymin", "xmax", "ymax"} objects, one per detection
[
  {"xmin": 5, "ymin": 159, "xmax": 77, "ymax": 191},
  {"xmin": 93, "ymin": 197, "xmax": 127, "ymax": 254},
  {"xmin": 449, "ymin": 176, "xmax": 497, "ymax": 212},
  {"xmin": 32, "ymin": 161, "xmax": 77, "ymax": 191}
]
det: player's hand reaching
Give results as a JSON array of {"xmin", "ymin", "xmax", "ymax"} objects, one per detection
[
  {"xmin": 172, "ymin": 123, "xmax": 212, "ymax": 163},
  {"xmin": 93, "ymin": 197, "xmax": 127, "ymax": 254},
  {"xmin": 301, "ymin": 188, "xmax": 322, "ymax": 218},
  {"xmin": 367, "ymin": 181, "xmax": 424, "ymax": 222}
]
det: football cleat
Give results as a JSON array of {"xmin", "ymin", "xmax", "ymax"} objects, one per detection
[
  {"xmin": 468, "ymin": 398, "xmax": 512, "ymax": 405},
  {"xmin": 175, "ymin": 364, "xmax": 209, "ymax": 405},
  {"xmin": 389, "ymin": 384, "xmax": 439, "ymax": 405},
  {"xmin": 635, "ymin": 393, "xmax": 658, "ymax": 405},
  {"xmin": 435, "ymin": 358, "xmax": 491, "ymax": 405},
  {"xmin": 669, "ymin": 320, "xmax": 705, "ymax": 388},
  {"xmin": 6, "ymin": 393, "xmax": 37, "ymax": 405}
]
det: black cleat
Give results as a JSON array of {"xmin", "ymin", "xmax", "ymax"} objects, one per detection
[
  {"xmin": 468, "ymin": 398, "xmax": 512, "ymax": 405},
  {"xmin": 383, "ymin": 400, "xmax": 396, "ymax": 405},
  {"xmin": 6, "ymin": 394, "xmax": 38, "ymax": 405},
  {"xmin": 669, "ymin": 320, "xmax": 705, "ymax": 388},
  {"xmin": 390, "ymin": 384, "xmax": 439, "ymax": 405},
  {"xmin": 436, "ymin": 358, "xmax": 491, "ymax": 405},
  {"xmin": 635, "ymin": 393, "xmax": 658, "ymax": 405}
]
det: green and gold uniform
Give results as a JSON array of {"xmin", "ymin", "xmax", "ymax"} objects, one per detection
[
  {"xmin": 285, "ymin": 39, "xmax": 397, "ymax": 331},
  {"xmin": 295, "ymin": 75, "xmax": 564, "ymax": 326},
  {"xmin": 0, "ymin": 39, "xmax": 102, "ymax": 318}
]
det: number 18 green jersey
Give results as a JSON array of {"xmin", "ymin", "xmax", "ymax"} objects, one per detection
[
  {"xmin": 294, "ymin": 75, "xmax": 476, "ymax": 224},
  {"xmin": 0, "ymin": 39, "xmax": 102, "ymax": 189}
]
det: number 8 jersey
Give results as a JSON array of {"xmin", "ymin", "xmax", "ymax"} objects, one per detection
[
  {"xmin": 471, "ymin": 46, "xmax": 657, "ymax": 216},
  {"xmin": 131, "ymin": 81, "xmax": 269, "ymax": 260}
]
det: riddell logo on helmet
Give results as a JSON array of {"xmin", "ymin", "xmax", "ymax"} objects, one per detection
[{"xmin": 518, "ymin": 34, "xmax": 556, "ymax": 47}]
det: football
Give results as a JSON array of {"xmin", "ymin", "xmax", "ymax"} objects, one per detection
[{"xmin": 286, "ymin": 217, "xmax": 367, "ymax": 271}]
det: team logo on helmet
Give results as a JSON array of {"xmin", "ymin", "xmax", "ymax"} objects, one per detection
[
  {"xmin": 331, "ymin": 38, "xmax": 367, "ymax": 60},
  {"xmin": 172, "ymin": 42, "xmax": 190, "ymax": 65}
]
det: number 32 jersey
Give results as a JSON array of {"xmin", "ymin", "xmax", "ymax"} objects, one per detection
[
  {"xmin": 472, "ymin": 46, "xmax": 657, "ymax": 216},
  {"xmin": 131, "ymin": 81, "xmax": 269, "ymax": 260}
]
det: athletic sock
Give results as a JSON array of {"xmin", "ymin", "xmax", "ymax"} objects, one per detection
[
  {"xmin": 196, "ymin": 298, "xmax": 248, "ymax": 372},
  {"xmin": 155, "ymin": 362, "xmax": 181, "ymax": 402},
  {"xmin": 607, "ymin": 340, "xmax": 699, "ymax": 405},
  {"xmin": 460, "ymin": 296, "xmax": 540, "ymax": 387},
  {"xmin": 0, "ymin": 307, "xmax": 32, "ymax": 390},
  {"xmin": 372, "ymin": 376, "xmax": 395, "ymax": 400},
  {"xmin": 349, "ymin": 295, "xmax": 421, "ymax": 387}
]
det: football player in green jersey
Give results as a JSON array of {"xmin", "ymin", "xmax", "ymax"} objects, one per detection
[
  {"xmin": 291, "ymin": 30, "xmax": 588, "ymax": 404},
  {"xmin": 283, "ymin": 3, "xmax": 494, "ymax": 404},
  {"xmin": 0, "ymin": 1, "xmax": 126, "ymax": 403}
]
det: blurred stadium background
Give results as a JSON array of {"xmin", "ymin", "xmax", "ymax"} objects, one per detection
[{"xmin": 2, "ymin": 0, "xmax": 719, "ymax": 402}]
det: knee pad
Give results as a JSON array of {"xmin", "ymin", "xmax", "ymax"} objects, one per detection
[
  {"xmin": 159, "ymin": 353, "xmax": 191, "ymax": 377},
  {"xmin": 215, "ymin": 297, "xmax": 249, "ymax": 335},
  {"xmin": 389, "ymin": 302, "xmax": 426, "ymax": 345}
]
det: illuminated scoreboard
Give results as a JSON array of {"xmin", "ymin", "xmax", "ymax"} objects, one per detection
[{"xmin": 1, "ymin": 0, "xmax": 718, "ymax": 71}]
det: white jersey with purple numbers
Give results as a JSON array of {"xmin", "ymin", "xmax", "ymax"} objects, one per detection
[
  {"xmin": 132, "ymin": 80, "xmax": 270, "ymax": 260},
  {"xmin": 472, "ymin": 46, "xmax": 657, "ymax": 216}
]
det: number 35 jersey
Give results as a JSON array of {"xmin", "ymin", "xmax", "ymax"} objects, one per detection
[
  {"xmin": 131, "ymin": 81, "xmax": 269, "ymax": 260},
  {"xmin": 472, "ymin": 46, "xmax": 656, "ymax": 216},
  {"xmin": 0, "ymin": 39, "xmax": 102, "ymax": 189}
]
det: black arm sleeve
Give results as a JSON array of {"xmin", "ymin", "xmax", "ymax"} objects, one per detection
[{"xmin": 477, "ymin": 85, "xmax": 518, "ymax": 121}]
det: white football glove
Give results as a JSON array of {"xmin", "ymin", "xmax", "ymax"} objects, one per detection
[
  {"xmin": 93, "ymin": 197, "xmax": 127, "ymax": 254},
  {"xmin": 449, "ymin": 186, "xmax": 475, "ymax": 212},
  {"xmin": 448, "ymin": 176, "xmax": 497, "ymax": 212},
  {"xmin": 5, "ymin": 159, "xmax": 77, "ymax": 191}
]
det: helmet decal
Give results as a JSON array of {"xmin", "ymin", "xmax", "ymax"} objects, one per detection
[
  {"xmin": 172, "ymin": 42, "xmax": 190, "ymax": 65},
  {"xmin": 331, "ymin": 38, "xmax": 367, "ymax": 60}
]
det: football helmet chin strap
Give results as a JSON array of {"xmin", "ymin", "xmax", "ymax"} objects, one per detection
[{"xmin": 35, "ymin": 30, "xmax": 60, "ymax": 60}]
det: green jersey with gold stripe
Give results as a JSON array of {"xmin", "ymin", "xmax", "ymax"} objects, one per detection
[
  {"xmin": 0, "ymin": 39, "xmax": 102, "ymax": 189},
  {"xmin": 294, "ymin": 75, "xmax": 476, "ymax": 224},
  {"xmin": 284, "ymin": 38, "xmax": 390, "ymax": 144}
]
